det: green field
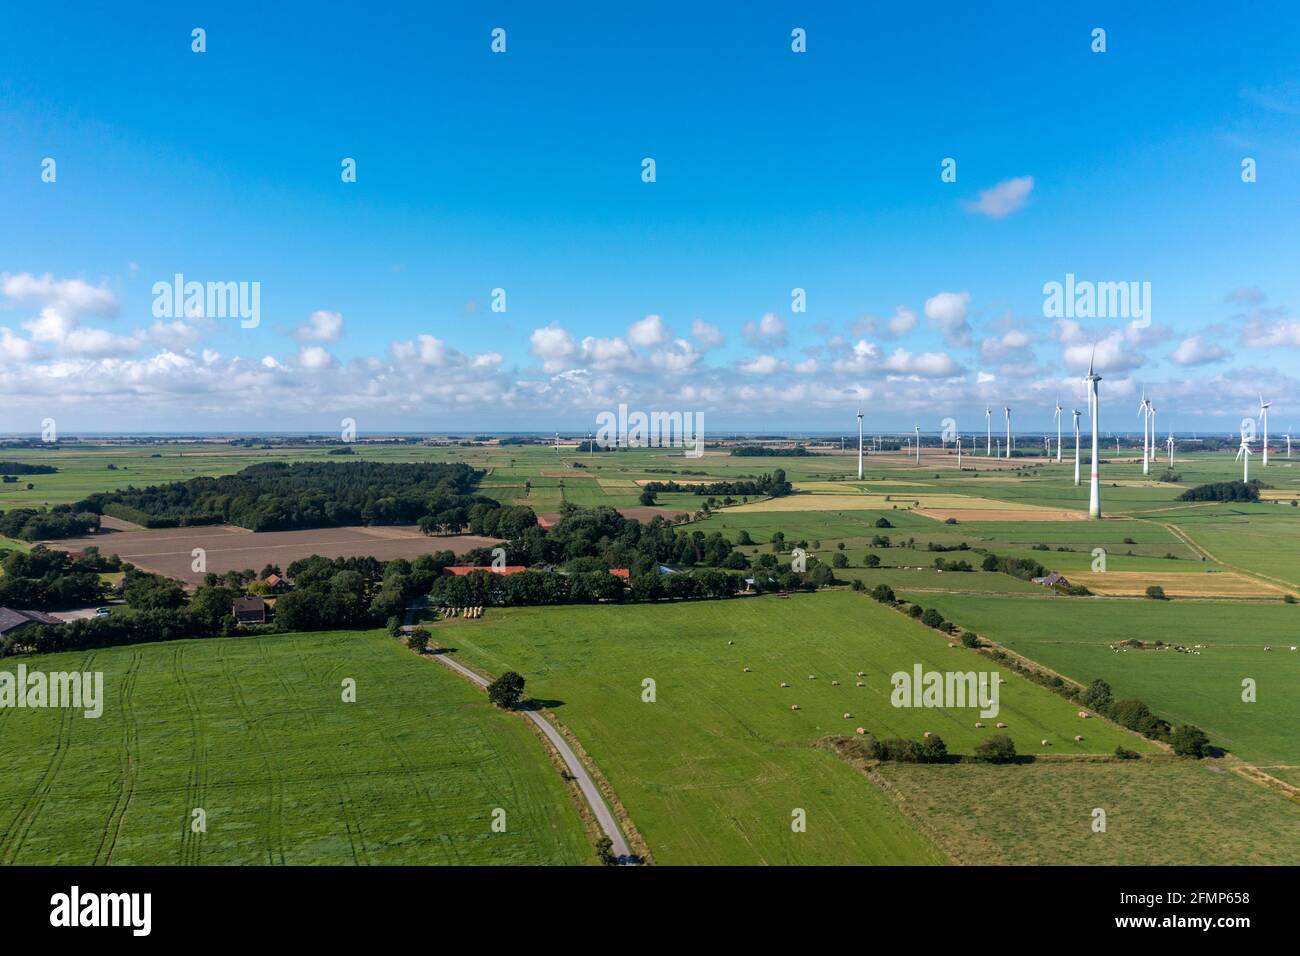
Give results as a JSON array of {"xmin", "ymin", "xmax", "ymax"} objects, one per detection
[
  {"xmin": 895, "ymin": 592, "xmax": 1300, "ymax": 771},
  {"xmin": 876, "ymin": 759, "xmax": 1300, "ymax": 865},
  {"xmin": 0, "ymin": 630, "xmax": 591, "ymax": 865},
  {"xmin": 436, "ymin": 591, "xmax": 1158, "ymax": 865}
]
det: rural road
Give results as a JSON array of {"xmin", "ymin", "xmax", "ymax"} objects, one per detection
[{"xmin": 404, "ymin": 609, "xmax": 633, "ymax": 863}]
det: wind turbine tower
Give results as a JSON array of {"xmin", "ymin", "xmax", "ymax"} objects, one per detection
[
  {"xmin": 914, "ymin": 425, "xmax": 921, "ymax": 465},
  {"xmin": 1054, "ymin": 401, "xmax": 1063, "ymax": 463},
  {"xmin": 1072, "ymin": 408, "xmax": 1081, "ymax": 486},
  {"xmin": 1167, "ymin": 432, "xmax": 1174, "ymax": 468},
  {"xmin": 1004, "ymin": 407, "xmax": 1011, "ymax": 460},
  {"xmin": 985, "ymin": 407, "xmax": 992, "ymax": 457},
  {"xmin": 856, "ymin": 408, "xmax": 864, "ymax": 480},
  {"xmin": 1260, "ymin": 397, "xmax": 1271, "ymax": 466},
  {"xmin": 1086, "ymin": 353, "xmax": 1102, "ymax": 519},
  {"xmin": 1138, "ymin": 392, "xmax": 1151, "ymax": 476},
  {"xmin": 1236, "ymin": 431, "xmax": 1253, "ymax": 482}
]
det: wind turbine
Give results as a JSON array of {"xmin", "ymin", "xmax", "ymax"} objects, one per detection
[
  {"xmin": 1138, "ymin": 391, "xmax": 1151, "ymax": 476},
  {"xmin": 1054, "ymin": 401, "xmax": 1063, "ymax": 462},
  {"xmin": 1085, "ymin": 350, "xmax": 1102, "ymax": 519},
  {"xmin": 985, "ymin": 407, "xmax": 992, "ymax": 456},
  {"xmin": 956, "ymin": 433, "xmax": 963, "ymax": 468},
  {"xmin": 1149, "ymin": 406, "xmax": 1157, "ymax": 467},
  {"xmin": 914, "ymin": 425, "xmax": 921, "ymax": 465},
  {"xmin": 1004, "ymin": 407, "xmax": 1012, "ymax": 460},
  {"xmin": 1259, "ymin": 397, "xmax": 1271, "ymax": 466},
  {"xmin": 1236, "ymin": 433, "xmax": 1253, "ymax": 482},
  {"xmin": 1166, "ymin": 432, "xmax": 1174, "ymax": 468},
  {"xmin": 856, "ymin": 408, "xmax": 864, "ymax": 480},
  {"xmin": 1072, "ymin": 408, "xmax": 1082, "ymax": 486},
  {"xmin": 1287, "ymin": 427, "xmax": 1292, "ymax": 459}
]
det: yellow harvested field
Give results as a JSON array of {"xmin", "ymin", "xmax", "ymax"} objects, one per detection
[
  {"xmin": 1070, "ymin": 571, "xmax": 1292, "ymax": 599},
  {"xmin": 914, "ymin": 508, "xmax": 1083, "ymax": 522},
  {"xmin": 1258, "ymin": 490, "xmax": 1300, "ymax": 502},
  {"xmin": 598, "ymin": 478, "xmax": 642, "ymax": 490}
]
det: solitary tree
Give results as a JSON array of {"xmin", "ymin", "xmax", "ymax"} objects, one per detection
[{"xmin": 487, "ymin": 671, "xmax": 526, "ymax": 708}]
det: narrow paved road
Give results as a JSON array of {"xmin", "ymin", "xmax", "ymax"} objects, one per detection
[{"xmin": 404, "ymin": 607, "xmax": 632, "ymax": 863}]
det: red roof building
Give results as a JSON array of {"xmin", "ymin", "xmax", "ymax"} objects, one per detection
[{"xmin": 608, "ymin": 568, "xmax": 630, "ymax": 580}]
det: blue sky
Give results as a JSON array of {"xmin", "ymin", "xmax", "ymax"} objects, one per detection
[{"xmin": 2, "ymin": 2, "xmax": 1300, "ymax": 434}]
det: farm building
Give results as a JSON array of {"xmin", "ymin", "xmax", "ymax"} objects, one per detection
[
  {"xmin": 1031, "ymin": 572, "xmax": 1069, "ymax": 588},
  {"xmin": 608, "ymin": 568, "xmax": 630, "ymax": 580},
  {"xmin": 231, "ymin": 596, "xmax": 268, "ymax": 625},
  {"xmin": 262, "ymin": 573, "xmax": 287, "ymax": 592},
  {"xmin": 0, "ymin": 607, "xmax": 63, "ymax": 638}
]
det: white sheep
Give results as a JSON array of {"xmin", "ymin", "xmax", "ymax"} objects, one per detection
[
  {"xmin": 855, "ymin": 681, "xmax": 865, "ymax": 687},
  {"xmin": 831, "ymin": 680, "xmax": 840, "ymax": 686},
  {"xmin": 1074, "ymin": 735, "xmax": 1084, "ymax": 742},
  {"xmin": 996, "ymin": 722, "xmax": 1007, "ymax": 728},
  {"xmin": 974, "ymin": 722, "xmax": 984, "ymax": 728},
  {"xmin": 843, "ymin": 712, "xmax": 852, "ymax": 719},
  {"xmin": 855, "ymin": 726, "xmax": 866, "ymax": 735},
  {"xmin": 857, "ymin": 671, "xmax": 865, "ymax": 677},
  {"xmin": 743, "ymin": 666, "xmax": 752, "ymax": 673},
  {"xmin": 808, "ymin": 674, "xmax": 816, "ymax": 680},
  {"xmin": 1041, "ymin": 739, "xmax": 1050, "ymax": 746},
  {"xmin": 791, "ymin": 704, "xmax": 800, "ymax": 710},
  {"xmin": 780, "ymin": 682, "xmax": 789, "ymax": 688},
  {"xmin": 1078, "ymin": 711, "xmax": 1090, "ymax": 719},
  {"xmin": 923, "ymin": 731, "xmax": 932, "ymax": 738}
]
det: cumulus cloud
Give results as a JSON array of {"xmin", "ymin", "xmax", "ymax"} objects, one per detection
[
  {"xmin": 924, "ymin": 291, "xmax": 972, "ymax": 347},
  {"xmin": 691, "ymin": 319, "xmax": 725, "ymax": 348},
  {"xmin": 391, "ymin": 334, "xmax": 461, "ymax": 368},
  {"xmin": 529, "ymin": 323, "xmax": 577, "ymax": 371},
  {"xmin": 1241, "ymin": 319, "xmax": 1300, "ymax": 348},
  {"xmin": 737, "ymin": 354, "xmax": 783, "ymax": 375},
  {"xmin": 293, "ymin": 310, "xmax": 344, "ymax": 343},
  {"xmin": 296, "ymin": 346, "xmax": 337, "ymax": 370},
  {"xmin": 1, "ymin": 272, "xmax": 117, "ymax": 317},
  {"xmin": 1170, "ymin": 335, "xmax": 1229, "ymax": 366},
  {"xmin": 965, "ymin": 176, "xmax": 1034, "ymax": 218},
  {"xmin": 650, "ymin": 339, "xmax": 701, "ymax": 374},
  {"xmin": 580, "ymin": 335, "xmax": 638, "ymax": 370},
  {"xmin": 742, "ymin": 312, "xmax": 787, "ymax": 348},
  {"xmin": 887, "ymin": 306, "xmax": 918, "ymax": 337},
  {"xmin": 626, "ymin": 313, "xmax": 670, "ymax": 347},
  {"xmin": 147, "ymin": 320, "xmax": 201, "ymax": 349},
  {"xmin": 0, "ymin": 327, "xmax": 39, "ymax": 364}
]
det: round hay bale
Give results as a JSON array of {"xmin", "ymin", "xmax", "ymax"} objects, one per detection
[
  {"xmin": 1074, "ymin": 735, "xmax": 1084, "ymax": 742},
  {"xmin": 1041, "ymin": 739, "xmax": 1050, "ymax": 746},
  {"xmin": 790, "ymin": 704, "xmax": 800, "ymax": 711},
  {"xmin": 923, "ymin": 731, "xmax": 932, "ymax": 738},
  {"xmin": 843, "ymin": 712, "xmax": 852, "ymax": 719},
  {"xmin": 743, "ymin": 667, "xmax": 752, "ymax": 673},
  {"xmin": 974, "ymin": 722, "xmax": 984, "ymax": 728},
  {"xmin": 855, "ymin": 681, "xmax": 864, "ymax": 687},
  {"xmin": 779, "ymin": 682, "xmax": 789, "ymax": 688},
  {"xmin": 1078, "ymin": 711, "xmax": 1090, "ymax": 719},
  {"xmin": 857, "ymin": 671, "xmax": 865, "ymax": 677},
  {"xmin": 808, "ymin": 675, "xmax": 816, "ymax": 680},
  {"xmin": 996, "ymin": 722, "xmax": 1006, "ymax": 728},
  {"xmin": 855, "ymin": 727, "xmax": 866, "ymax": 735}
]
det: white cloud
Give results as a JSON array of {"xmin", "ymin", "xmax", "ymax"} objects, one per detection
[
  {"xmin": 650, "ymin": 339, "xmax": 701, "ymax": 374},
  {"xmin": 580, "ymin": 335, "xmax": 638, "ymax": 370},
  {"xmin": 0, "ymin": 327, "xmax": 39, "ymax": 363},
  {"xmin": 882, "ymin": 348, "xmax": 963, "ymax": 378},
  {"xmin": 627, "ymin": 313, "xmax": 670, "ymax": 347},
  {"xmin": 742, "ymin": 312, "xmax": 787, "ymax": 347},
  {"xmin": 293, "ymin": 310, "xmax": 344, "ymax": 343},
  {"xmin": 691, "ymin": 319, "xmax": 725, "ymax": 348},
  {"xmin": 924, "ymin": 291, "xmax": 972, "ymax": 346},
  {"xmin": 887, "ymin": 306, "xmax": 917, "ymax": 336},
  {"xmin": 296, "ymin": 346, "xmax": 336, "ymax": 369},
  {"xmin": 1170, "ymin": 335, "xmax": 1229, "ymax": 366},
  {"xmin": 471, "ymin": 352, "xmax": 503, "ymax": 368},
  {"xmin": 738, "ymin": 354, "xmax": 783, "ymax": 375},
  {"xmin": 1242, "ymin": 319, "xmax": 1300, "ymax": 348},
  {"xmin": 391, "ymin": 334, "xmax": 462, "ymax": 368},
  {"xmin": 1, "ymin": 272, "xmax": 117, "ymax": 316},
  {"xmin": 529, "ymin": 323, "xmax": 577, "ymax": 371},
  {"xmin": 965, "ymin": 176, "xmax": 1034, "ymax": 218},
  {"xmin": 147, "ymin": 319, "xmax": 201, "ymax": 349}
]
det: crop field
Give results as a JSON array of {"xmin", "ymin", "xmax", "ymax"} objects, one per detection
[
  {"xmin": 876, "ymin": 759, "xmax": 1300, "ymax": 865},
  {"xmin": 1068, "ymin": 570, "xmax": 1291, "ymax": 599},
  {"xmin": 40, "ymin": 524, "xmax": 503, "ymax": 585},
  {"xmin": 436, "ymin": 591, "xmax": 1156, "ymax": 865},
  {"xmin": 0, "ymin": 630, "xmax": 591, "ymax": 865},
  {"xmin": 893, "ymin": 592, "xmax": 1300, "ymax": 771}
]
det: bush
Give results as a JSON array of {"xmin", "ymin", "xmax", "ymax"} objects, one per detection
[
  {"xmin": 920, "ymin": 607, "xmax": 945, "ymax": 629},
  {"xmin": 1145, "ymin": 585, "xmax": 1167, "ymax": 600},
  {"xmin": 960, "ymin": 631, "xmax": 980, "ymax": 649},
  {"xmin": 1114, "ymin": 746, "xmax": 1140, "ymax": 760},
  {"xmin": 831, "ymin": 552, "xmax": 848, "ymax": 568},
  {"xmin": 865, "ymin": 554, "xmax": 881, "ymax": 568},
  {"xmin": 919, "ymin": 734, "xmax": 948, "ymax": 761},
  {"xmin": 880, "ymin": 738, "xmax": 924, "ymax": 762},
  {"xmin": 906, "ymin": 603, "xmax": 923, "ymax": 618},
  {"xmin": 974, "ymin": 734, "xmax": 1017, "ymax": 762},
  {"xmin": 875, "ymin": 517, "xmax": 893, "ymax": 528},
  {"xmin": 870, "ymin": 584, "xmax": 895, "ymax": 603},
  {"xmin": 406, "ymin": 627, "xmax": 429, "ymax": 653},
  {"xmin": 1080, "ymin": 679, "xmax": 1113, "ymax": 710},
  {"xmin": 1170, "ymin": 724, "xmax": 1211, "ymax": 758}
]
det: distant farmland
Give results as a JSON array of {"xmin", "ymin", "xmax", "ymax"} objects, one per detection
[{"xmin": 42, "ymin": 524, "xmax": 502, "ymax": 584}]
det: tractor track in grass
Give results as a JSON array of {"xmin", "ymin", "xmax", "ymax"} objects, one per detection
[
  {"xmin": 94, "ymin": 649, "xmax": 142, "ymax": 865},
  {"xmin": 218, "ymin": 642, "xmax": 286, "ymax": 865},
  {"xmin": 173, "ymin": 643, "xmax": 208, "ymax": 866},
  {"xmin": 0, "ymin": 655, "xmax": 88, "ymax": 863},
  {"xmin": 260, "ymin": 638, "xmax": 369, "ymax": 865}
]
